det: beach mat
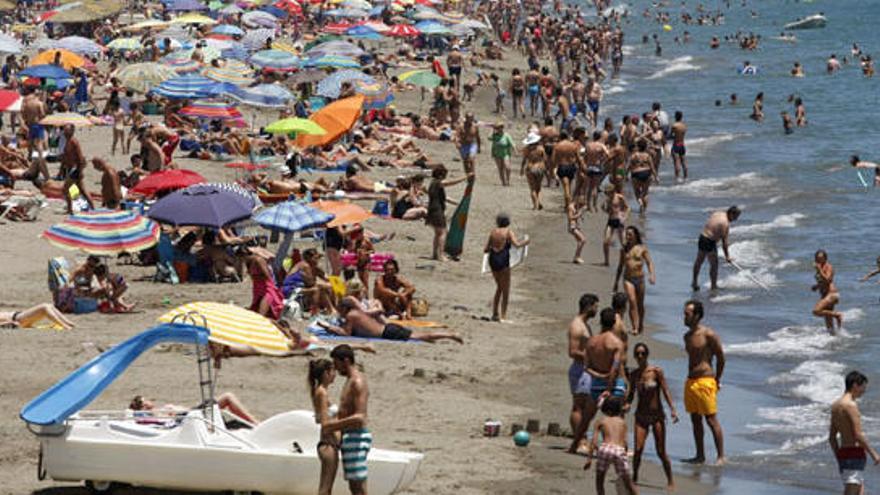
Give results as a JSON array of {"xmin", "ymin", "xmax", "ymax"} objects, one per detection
[{"xmin": 306, "ymin": 320, "xmax": 419, "ymax": 343}]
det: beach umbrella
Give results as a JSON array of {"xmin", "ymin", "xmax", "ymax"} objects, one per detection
[
  {"xmin": 458, "ymin": 18, "xmax": 488, "ymax": 30},
  {"xmin": 288, "ymin": 68, "xmax": 326, "ymax": 84},
  {"xmin": 148, "ymin": 184, "xmax": 252, "ymax": 227},
  {"xmin": 30, "ymin": 49, "xmax": 86, "ymax": 71},
  {"xmin": 249, "ymin": 49, "xmax": 298, "ymax": 71},
  {"xmin": 274, "ymin": 0, "xmax": 302, "ymax": 14},
  {"xmin": 295, "ymin": 94, "xmax": 364, "ymax": 148},
  {"xmin": 212, "ymin": 23, "xmax": 245, "ymax": 36},
  {"xmin": 345, "ymin": 24, "xmax": 381, "ymax": 39},
  {"xmin": 202, "ymin": 63, "xmax": 253, "ymax": 85},
  {"xmin": 325, "ymin": 8, "xmax": 367, "ymax": 18},
  {"xmin": 343, "ymin": 0, "xmax": 371, "ymax": 9},
  {"xmin": 260, "ymin": 5, "xmax": 287, "ymax": 19},
  {"xmin": 301, "ymin": 54, "xmax": 359, "ymax": 69},
  {"xmin": 0, "ymin": 90, "xmax": 22, "ymax": 112},
  {"xmin": 222, "ymin": 45, "xmax": 249, "ymax": 60},
  {"xmin": 163, "ymin": 56, "xmax": 204, "ymax": 74},
  {"xmin": 414, "ymin": 20, "xmax": 452, "ymax": 35},
  {"xmin": 219, "ymin": 3, "xmax": 243, "ymax": 14},
  {"xmin": 158, "ymin": 302, "xmax": 291, "ymax": 355},
  {"xmin": 387, "ymin": 23, "xmax": 419, "ymax": 37},
  {"xmin": 40, "ymin": 112, "xmax": 92, "ymax": 127},
  {"xmin": 304, "ymin": 39, "xmax": 364, "ymax": 58},
  {"xmin": 121, "ymin": 19, "xmax": 169, "ymax": 31},
  {"xmin": 115, "ymin": 62, "xmax": 177, "ymax": 93},
  {"xmin": 19, "ymin": 64, "xmax": 72, "ymax": 80},
  {"xmin": 180, "ymin": 98, "xmax": 245, "ymax": 122},
  {"xmin": 265, "ymin": 117, "xmax": 326, "ymax": 135},
  {"xmin": 314, "ymin": 200, "xmax": 372, "ymax": 227},
  {"xmin": 0, "ymin": 33, "xmax": 23, "ymax": 54},
  {"xmin": 322, "ymin": 22, "xmax": 354, "ymax": 34},
  {"xmin": 165, "ymin": 0, "xmax": 209, "ymax": 10},
  {"xmin": 398, "ymin": 69, "xmax": 441, "ymax": 88},
  {"xmin": 202, "ymin": 37, "xmax": 235, "ymax": 50},
  {"xmin": 170, "ymin": 13, "xmax": 217, "ymax": 24},
  {"xmin": 270, "ymin": 39, "xmax": 299, "ymax": 55},
  {"xmin": 228, "ymin": 83, "xmax": 295, "ymax": 108},
  {"xmin": 198, "ymin": 182, "xmax": 260, "ymax": 209},
  {"xmin": 354, "ymin": 80, "xmax": 393, "ymax": 109},
  {"xmin": 167, "ymin": 46, "xmax": 222, "ymax": 63},
  {"xmin": 360, "ymin": 20, "xmax": 390, "ymax": 32},
  {"xmin": 151, "ymin": 74, "xmax": 224, "ymax": 99},
  {"xmin": 242, "ymin": 28, "xmax": 277, "ymax": 51},
  {"xmin": 254, "ymin": 201, "xmax": 334, "ymax": 232},
  {"xmin": 315, "ymin": 68, "xmax": 375, "ymax": 98},
  {"xmin": 42, "ymin": 210, "xmax": 160, "ymax": 255},
  {"xmin": 106, "ymin": 37, "xmax": 143, "ymax": 51},
  {"xmin": 242, "ymin": 10, "xmax": 279, "ymax": 28},
  {"xmin": 56, "ymin": 36, "xmax": 104, "ymax": 55},
  {"xmin": 130, "ymin": 169, "xmax": 206, "ymax": 196}
]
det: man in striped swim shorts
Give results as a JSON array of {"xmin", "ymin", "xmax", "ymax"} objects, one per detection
[{"xmin": 325, "ymin": 345, "xmax": 371, "ymax": 494}]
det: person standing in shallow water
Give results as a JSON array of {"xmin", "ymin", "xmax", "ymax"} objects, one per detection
[
  {"xmin": 484, "ymin": 213, "xmax": 529, "ymax": 322},
  {"xmin": 829, "ymin": 370, "xmax": 880, "ymax": 495},
  {"xmin": 812, "ymin": 249, "xmax": 843, "ymax": 334},
  {"xmin": 692, "ymin": 206, "xmax": 740, "ymax": 291},
  {"xmin": 682, "ymin": 300, "xmax": 726, "ymax": 466}
]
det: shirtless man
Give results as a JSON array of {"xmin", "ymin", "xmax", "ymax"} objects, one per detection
[
  {"xmin": 323, "ymin": 345, "xmax": 371, "ymax": 495},
  {"xmin": 92, "ymin": 158, "xmax": 122, "ymax": 209},
  {"xmin": 572, "ymin": 308, "xmax": 627, "ymax": 450},
  {"xmin": 682, "ymin": 300, "xmax": 725, "ymax": 465},
  {"xmin": 551, "ymin": 131, "xmax": 583, "ymax": 207},
  {"xmin": 586, "ymin": 78, "xmax": 603, "ymax": 128},
  {"xmin": 446, "ymin": 47, "xmax": 464, "ymax": 91},
  {"xmin": 525, "ymin": 67, "xmax": 541, "ymax": 117},
  {"xmin": 61, "ymin": 125, "xmax": 95, "ymax": 214},
  {"xmin": 692, "ymin": 206, "xmax": 741, "ymax": 291},
  {"xmin": 539, "ymin": 118, "xmax": 559, "ymax": 185},
  {"xmin": 602, "ymin": 184, "xmax": 629, "ymax": 266},
  {"xmin": 140, "ymin": 130, "xmax": 164, "ymax": 173},
  {"xmin": 455, "ymin": 113, "xmax": 481, "ymax": 175},
  {"xmin": 567, "ymin": 293, "xmax": 600, "ymax": 454},
  {"xmin": 850, "ymin": 155, "xmax": 880, "ymax": 187},
  {"xmin": 583, "ymin": 130, "xmax": 609, "ymax": 211},
  {"xmin": 21, "ymin": 88, "xmax": 49, "ymax": 182},
  {"xmin": 319, "ymin": 297, "xmax": 463, "ymax": 343},
  {"xmin": 829, "ymin": 371, "xmax": 880, "ymax": 495},
  {"xmin": 670, "ymin": 111, "xmax": 688, "ymax": 180}
]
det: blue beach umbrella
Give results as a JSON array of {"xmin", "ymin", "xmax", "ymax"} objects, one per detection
[
  {"xmin": 249, "ymin": 49, "xmax": 298, "ymax": 72},
  {"xmin": 300, "ymin": 54, "xmax": 360, "ymax": 69},
  {"xmin": 212, "ymin": 24, "xmax": 245, "ymax": 36},
  {"xmin": 259, "ymin": 5, "xmax": 287, "ymax": 19},
  {"xmin": 20, "ymin": 64, "xmax": 72, "ymax": 80},
  {"xmin": 148, "ymin": 184, "xmax": 254, "ymax": 228},
  {"xmin": 164, "ymin": 0, "xmax": 209, "ymax": 11},
  {"xmin": 228, "ymin": 83, "xmax": 294, "ymax": 108},
  {"xmin": 254, "ymin": 201, "xmax": 334, "ymax": 233},
  {"xmin": 315, "ymin": 68, "xmax": 375, "ymax": 98},
  {"xmin": 345, "ymin": 25, "xmax": 381, "ymax": 39},
  {"xmin": 150, "ymin": 74, "xmax": 225, "ymax": 99}
]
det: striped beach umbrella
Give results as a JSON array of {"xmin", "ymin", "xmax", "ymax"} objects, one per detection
[
  {"xmin": 301, "ymin": 54, "xmax": 359, "ymax": 69},
  {"xmin": 115, "ymin": 62, "xmax": 177, "ymax": 93},
  {"xmin": 242, "ymin": 28, "xmax": 277, "ymax": 51},
  {"xmin": 0, "ymin": 90, "xmax": 22, "ymax": 112},
  {"xmin": 40, "ymin": 112, "xmax": 92, "ymax": 127},
  {"xmin": 106, "ymin": 37, "xmax": 143, "ymax": 51},
  {"xmin": 354, "ymin": 80, "xmax": 393, "ymax": 110},
  {"xmin": 254, "ymin": 201, "xmax": 334, "ymax": 232},
  {"xmin": 315, "ymin": 68, "xmax": 375, "ymax": 98},
  {"xmin": 202, "ymin": 62, "xmax": 253, "ymax": 85},
  {"xmin": 249, "ymin": 49, "xmax": 298, "ymax": 71},
  {"xmin": 242, "ymin": 10, "xmax": 279, "ymax": 28},
  {"xmin": 360, "ymin": 20, "xmax": 390, "ymax": 33},
  {"xmin": 42, "ymin": 210, "xmax": 160, "ymax": 255},
  {"xmin": 180, "ymin": 99, "xmax": 245, "ymax": 123},
  {"xmin": 151, "ymin": 74, "xmax": 223, "ymax": 99},
  {"xmin": 387, "ymin": 23, "xmax": 419, "ymax": 37},
  {"xmin": 228, "ymin": 83, "xmax": 294, "ymax": 108},
  {"xmin": 415, "ymin": 20, "xmax": 452, "ymax": 35},
  {"xmin": 55, "ymin": 36, "xmax": 104, "ymax": 56},
  {"xmin": 398, "ymin": 69, "xmax": 441, "ymax": 88},
  {"xmin": 322, "ymin": 22, "xmax": 353, "ymax": 34},
  {"xmin": 163, "ymin": 56, "xmax": 204, "ymax": 74},
  {"xmin": 158, "ymin": 301, "xmax": 291, "ymax": 355},
  {"xmin": 305, "ymin": 39, "xmax": 364, "ymax": 58}
]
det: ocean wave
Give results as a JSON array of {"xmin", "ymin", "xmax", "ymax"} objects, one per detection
[
  {"xmin": 728, "ymin": 326, "xmax": 857, "ymax": 358},
  {"xmin": 646, "ymin": 55, "xmax": 700, "ymax": 80},
  {"xmin": 656, "ymin": 171, "xmax": 771, "ymax": 198},
  {"xmin": 715, "ymin": 266, "xmax": 778, "ymax": 290},
  {"xmin": 775, "ymin": 259, "xmax": 798, "ymax": 269},
  {"xmin": 731, "ymin": 213, "xmax": 806, "ymax": 236},
  {"xmin": 709, "ymin": 293, "xmax": 752, "ymax": 303},
  {"xmin": 729, "ymin": 239, "xmax": 777, "ymax": 267},
  {"xmin": 606, "ymin": 84, "xmax": 627, "ymax": 95},
  {"xmin": 750, "ymin": 434, "xmax": 827, "ymax": 456},
  {"xmin": 686, "ymin": 132, "xmax": 745, "ymax": 156}
]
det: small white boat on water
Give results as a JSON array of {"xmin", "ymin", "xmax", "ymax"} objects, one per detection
[
  {"xmin": 21, "ymin": 324, "xmax": 423, "ymax": 494},
  {"xmin": 784, "ymin": 14, "xmax": 827, "ymax": 30}
]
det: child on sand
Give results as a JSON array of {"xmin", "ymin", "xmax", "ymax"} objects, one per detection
[{"xmin": 584, "ymin": 397, "xmax": 639, "ymax": 495}]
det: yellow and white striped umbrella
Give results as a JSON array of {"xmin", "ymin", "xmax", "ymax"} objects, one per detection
[{"xmin": 158, "ymin": 301, "xmax": 291, "ymax": 355}]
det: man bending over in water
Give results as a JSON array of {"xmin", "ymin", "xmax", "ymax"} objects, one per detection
[
  {"xmin": 850, "ymin": 155, "xmax": 880, "ymax": 187},
  {"xmin": 692, "ymin": 206, "xmax": 740, "ymax": 291},
  {"xmin": 829, "ymin": 370, "xmax": 880, "ymax": 495},
  {"xmin": 319, "ymin": 297, "xmax": 463, "ymax": 343}
]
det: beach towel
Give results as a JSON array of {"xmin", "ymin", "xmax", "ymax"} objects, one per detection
[
  {"xmin": 444, "ymin": 179, "xmax": 474, "ymax": 258},
  {"xmin": 306, "ymin": 320, "xmax": 419, "ymax": 343}
]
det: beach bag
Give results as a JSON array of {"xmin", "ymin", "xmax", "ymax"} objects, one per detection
[{"xmin": 412, "ymin": 298, "xmax": 429, "ymax": 317}]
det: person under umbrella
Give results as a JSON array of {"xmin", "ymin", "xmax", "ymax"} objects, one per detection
[{"xmin": 61, "ymin": 124, "xmax": 95, "ymax": 214}]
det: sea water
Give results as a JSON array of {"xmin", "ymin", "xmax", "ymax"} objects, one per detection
[{"xmin": 599, "ymin": 0, "xmax": 880, "ymax": 492}]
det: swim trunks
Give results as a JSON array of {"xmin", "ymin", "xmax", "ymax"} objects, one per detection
[
  {"xmin": 590, "ymin": 377, "xmax": 627, "ymax": 401},
  {"xmin": 586, "ymin": 165, "xmax": 603, "ymax": 177},
  {"xmin": 556, "ymin": 163, "xmax": 577, "ymax": 180},
  {"xmin": 341, "ymin": 428, "xmax": 372, "ymax": 481},
  {"xmin": 381, "ymin": 323, "xmax": 412, "ymax": 341},
  {"xmin": 672, "ymin": 143, "xmax": 686, "ymax": 156},
  {"xmin": 588, "ymin": 99, "xmax": 600, "ymax": 113},
  {"xmin": 595, "ymin": 443, "xmax": 630, "ymax": 475},
  {"xmin": 448, "ymin": 66, "xmax": 462, "ymax": 76},
  {"xmin": 697, "ymin": 234, "xmax": 718, "ymax": 254},
  {"xmin": 837, "ymin": 446, "xmax": 866, "ymax": 486},
  {"xmin": 568, "ymin": 362, "xmax": 592, "ymax": 395},
  {"xmin": 607, "ymin": 218, "xmax": 623, "ymax": 230},
  {"xmin": 684, "ymin": 376, "xmax": 718, "ymax": 415},
  {"xmin": 631, "ymin": 169, "xmax": 652, "ymax": 182},
  {"xmin": 528, "ymin": 84, "xmax": 540, "ymax": 96},
  {"xmin": 28, "ymin": 124, "xmax": 45, "ymax": 141},
  {"xmin": 459, "ymin": 142, "xmax": 478, "ymax": 160}
]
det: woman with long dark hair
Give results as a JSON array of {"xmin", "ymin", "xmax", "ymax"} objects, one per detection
[
  {"xmin": 485, "ymin": 213, "xmax": 529, "ymax": 321},
  {"xmin": 613, "ymin": 226, "xmax": 655, "ymax": 334},
  {"xmin": 309, "ymin": 358, "xmax": 339, "ymax": 495}
]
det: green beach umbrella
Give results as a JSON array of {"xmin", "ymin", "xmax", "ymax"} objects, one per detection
[
  {"xmin": 399, "ymin": 69, "xmax": 441, "ymax": 89},
  {"xmin": 265, "ymin": 118, "xmax": 327, "ymax": 135}
]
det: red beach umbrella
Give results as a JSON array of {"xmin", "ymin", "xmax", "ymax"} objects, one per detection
[{"xmin": 130, "ymin": 169, "xmax": 206, "ymax": 197}]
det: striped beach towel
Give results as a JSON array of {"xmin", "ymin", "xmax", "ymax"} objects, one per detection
[{"xmin": 341, "ymin": 428, "xmax": 372, "ymax": 481}]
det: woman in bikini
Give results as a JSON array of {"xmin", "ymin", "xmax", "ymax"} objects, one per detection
[
  {"xmin": 485, "ymin": 213, "xmax": 530, "ymax": 322},
  {"xmin": 308, "ymin": 358, "xmax": 340, "ymax": 495},
  {"xmin": 613, "ymin": 226, "xmax": 656, "ymax": 335},
  {"xmin": 625, "ymin": 343, "xmax": 678, "ymax": 491},
  {"xmin": 628, "ymin": 139, "xmax": 655, "ymax": 214},
  {"xmin": 812, "ymin": 249, "xmax": 843, "ymax": 333},
  {"xmin": 509, "ymin": 68, "xmax": 526, "ymax": 119},
  {"xmin": 520, "ymin": 132, "xmax": 545, "ymax": 210}
]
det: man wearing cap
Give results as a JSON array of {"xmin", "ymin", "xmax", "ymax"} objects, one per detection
[{"xmin": 489, "ymin": 122, "xmax": 514, "ymax": 186}]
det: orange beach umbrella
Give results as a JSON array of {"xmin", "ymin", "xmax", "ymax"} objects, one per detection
[
  {"xmin": 295, "ymin": 94, "xmax": 365, "ymax": 148},
  {"xmin": 313, "ymin": 200, "xmax": 372, "ymax": 227},
  {"xmin": 30, "ymin": 49, "xmax": 87, "ymax": 71}
]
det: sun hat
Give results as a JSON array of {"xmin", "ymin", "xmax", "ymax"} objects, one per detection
[{"xmin": 522, "ymin": 132, "xmax": 541, "ymax": 145}]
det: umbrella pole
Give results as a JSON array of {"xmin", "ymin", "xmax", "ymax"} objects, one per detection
[{"xmin": 273, "ymin": 231, "xmax": 294, "ymax": 283}]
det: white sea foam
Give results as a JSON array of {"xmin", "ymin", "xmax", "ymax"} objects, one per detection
[
  {"xmin": 606, "ymin": 84, "xmax": 627, "ymax": 95},
  {"xmin": 686, "ymin": 132, "xmax": 746, "ymax": 157},
  {"xmin": 716, "ymin": 267, "xmax": 778, "ymax": 290},
  {"xmin": 729, "ymin": 239, "xmax": 776, "ymax": 267},
  {"xmin": 751, "ymin": 434, "xmax": 827, "ymax": 456},
  {"xmin": 775, "ymin": 259, "xmax": 798, "ymax": 270},
  {"xmin": 730, "ymin": 213, "xmax": 806, "ymax": 236},
  {"xmin": 709, "ymin": 293, "xmax": 752, "ymax": 303},
  {"xmin": 622, "ymin": 45, "xmax": 634, "ymax": 56},
  {"xmin": 657, "ymin": 171, "xmax": 769, "ymax": 198},
  {"xmin": 728, "ymin": 326, "xmax": 857, "ymax": 358},
  {"xmin": 767, "ymin": 195, "xmax": 785, "ymax": 205},
  {"xmin": 646, "ymin": 55, "xmax": 700, "ymax": 79}
]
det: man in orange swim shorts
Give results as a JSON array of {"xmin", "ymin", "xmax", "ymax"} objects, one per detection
[{"xmin": 682, "ymin": 300, "xmax": 726, "ymax": 466}]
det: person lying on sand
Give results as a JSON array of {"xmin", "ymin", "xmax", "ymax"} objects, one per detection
[
  {"xmin": 0, "ymin": 303, "xmax": 75, "ymax": 330},
  {"xmin": 317, "ymin": 297, "xmax": 463, "ymax": 343}
]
